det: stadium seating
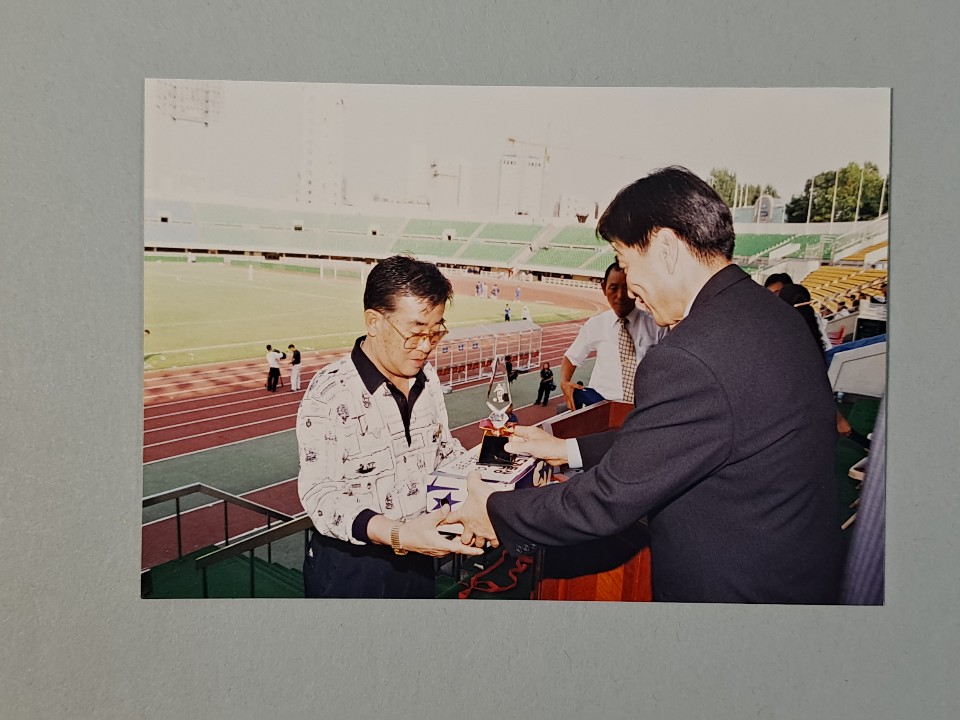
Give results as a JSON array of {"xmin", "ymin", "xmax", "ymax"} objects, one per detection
[
  {"xmin": 548, "ymin": 225, "xmax": 606, "ymax": 247},
  {"xmin": 580, "ymin": 251, "xmax": 617, "ymax": 273},
  {"xmin": 780, "ymin": 234, "xmax": 827, "ymax": 259},
  {"xmin": 734, "ymin": 233, "xmax": 823, "ymax": 259},
  {"xmin": 244, "ymin": 207, "xmax": 305, "ymax": 229},
  {"xmin": 733, "ymin": 233, "xmax": 789, "ymax": 257},
  {"xmin": 525, "ymin": 246, "xmax": 597, "ymax": 269},
  {"xmin": 193, "ymin": 203, "xmax": 253, "ymax": 225},
  {"xmin": 839, "ymin": 241, "xmax": 888, "ymax": 265},
  {"xmin": 801, "ymin": 265, "xmax": 887, "ymax": 312},
  {"xmin": 402, "ymin": 218, "xmax": 482, "ymax": 238},
  {"xmin": 457, "ymin": 240, "xmax": 526, "ymax": 264},
  {"xmin": 327, "ymin": 214, "xmax": 407, "ymax": 235},
  {"xmin": 390, "ymin": 237, "xmax": 467, "ymax": 259},
  {"xmin": 318, "ymin": 231, "xmax": 394, "ymax": 256},
  {"xmin": 144, "ymin": 199, "xmax": 195, "ymax": 223},
  {"xmin": 144, "ymin": 220, "xmax": 199, "ymax": 247},
  {"xmin": 145, "ymin": 201, "xmax": 885, "ymax": 294},
  {"xmin": 295, "ymin": 211, "xmax": 330, "ymax": 231},
  {"xmin": 476, "ymin": 222, "xmax": 543, "ymax": 243}
]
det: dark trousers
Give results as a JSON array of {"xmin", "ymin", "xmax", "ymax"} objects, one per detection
[
  {"xmin": 303, "ymin": 531, "xmax": 435, "ymax": 599},
  {"xmin": 266, "ymin": 367, "xmax": 280, "ymax": 392},
  {"xmin": 536, "ymin": 382, "xmax": 552, "ymax": 405}
]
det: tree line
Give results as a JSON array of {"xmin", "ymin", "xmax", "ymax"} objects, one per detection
[{"xmin": 709, "ymin": 163, "xmax": 889, "ymax": 223}]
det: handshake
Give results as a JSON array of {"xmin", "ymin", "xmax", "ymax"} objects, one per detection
[{"xmin": 396, "ymin": 425, "xmax": 568, "ymax": 557}]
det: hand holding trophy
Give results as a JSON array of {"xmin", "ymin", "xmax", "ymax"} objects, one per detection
[{"xmin": 478, "ymin": 355, "xmax": 516, "ymax": 466}]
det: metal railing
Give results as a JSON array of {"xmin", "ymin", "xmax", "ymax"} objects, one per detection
[
  {"xmin": 194, "ymin": 515, "xmax": 313, "ymax": 598},
  {"xmin": 143, "ymin": 483, "xmax": 295, "ymax": 561}
]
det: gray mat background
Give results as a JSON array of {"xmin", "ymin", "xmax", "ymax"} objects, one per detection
[{"xmin": 2, "ymin": 1, "xmax": 957, "ymax": 718}]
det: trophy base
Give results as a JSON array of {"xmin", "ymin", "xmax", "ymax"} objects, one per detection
[{"xmin": 477, "ymin": 434, "xmax": 514, "ymax": 466}]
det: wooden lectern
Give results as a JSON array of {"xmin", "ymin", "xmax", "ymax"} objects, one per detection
[{"xmin": 532, "ymin": 401, "xmax": 653, "ymax": 602}]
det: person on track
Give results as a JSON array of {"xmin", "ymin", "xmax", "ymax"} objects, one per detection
[{"xmin": 265, "ymin": 344, "xmax": 285, "ymax": 392}]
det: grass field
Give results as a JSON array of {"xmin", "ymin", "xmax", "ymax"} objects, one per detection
[{"xmin": 144, "ymin": 258, "xmax": 592, "ymax": 368}]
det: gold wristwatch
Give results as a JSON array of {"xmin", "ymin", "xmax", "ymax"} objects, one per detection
[{"xmin": 390, "ymin": 525, "xmax": 408, "ymax": 555}]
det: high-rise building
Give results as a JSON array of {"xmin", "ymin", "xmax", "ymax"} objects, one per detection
[
  {"xmin": 497, "ymin": 154, "xmax": 545, "ymax": 217},
  {"xmin": 429, "ymin": 159, "xmax": 465, "ymax": 213},
  {"xmin": 497, "ymin": 155, "xmax": 522, "ymax": 216},
  {"xmin": 296, "ymin": 88, "xmax": 344, "ymax": 208},
  {"xmin": 519, "ymin": 156, "xmax": 544, "ymax": 217}
]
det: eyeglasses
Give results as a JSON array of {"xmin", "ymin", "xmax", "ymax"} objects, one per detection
[{"xmin": 381, "ymin": 315, "xmax": 449, "ymax": 350}]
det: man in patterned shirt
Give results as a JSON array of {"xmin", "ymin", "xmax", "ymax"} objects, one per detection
[{"xmin": 297, "ymin": 255, "xmax": 483, "ymax": 598}]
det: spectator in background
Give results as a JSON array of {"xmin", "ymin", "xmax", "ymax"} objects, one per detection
[
  {"xmin": 779, "ymin": 284, "xmax": 869, "ymax": 447},
  {"xmin": 536, "ymin": 362, "xmax": 554, "ymax": 407},
  {"xmin": 265, "ymin": 344, "xmax": 286, "ymax": 392},
  {"xmin": 778, "ymin": 284, "xmax": 827, "ymax": 355},
  {"xmin": 763, "ymin": 272, "xmax": 793, "ymax": 295},
  {"xmin": 521, "ymin": 305, "xmax": 531, "ymax": 321},
  {"xmin": 504, "ymin": 304, "xmax": 511, "ymax": 321},
  {"xmin": 288, "ymin": 343, "xmax": 302, "ymax": 392},
  {"xmin": 504, "ymin": 355, "xmax": 519, "ymax": 383},
  {"xmin": 560, "ymin": 261, "xmax": 665, "ymax": 410}
]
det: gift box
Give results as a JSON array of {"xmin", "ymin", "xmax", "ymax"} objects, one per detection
[{"xmin": 427, "ymin": 446, "xmax": 553, "ymax": 532}]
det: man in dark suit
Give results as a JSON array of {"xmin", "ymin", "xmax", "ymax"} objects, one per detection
[{"xmin": 447, "ymin": 166, "xmax": 845, "ymax": 603}]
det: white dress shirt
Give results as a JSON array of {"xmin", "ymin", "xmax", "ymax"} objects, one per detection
[{"xmin": 563, "ymin": 306, "xmax": 666, "ymax": 402}]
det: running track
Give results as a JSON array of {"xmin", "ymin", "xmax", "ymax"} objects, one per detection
[{"xmin": 144, "ymin": 318, "xmax": 587, "ymax": 460}]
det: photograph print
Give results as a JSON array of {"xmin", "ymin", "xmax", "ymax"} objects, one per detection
[{"xmin": 142, "ymin": 82, "xmax": 889, "ymax": 603}]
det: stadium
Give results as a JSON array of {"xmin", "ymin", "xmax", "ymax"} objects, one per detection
[{"xmin": 142, "ymin": 82, "xmax": 888, "ymax": 601}]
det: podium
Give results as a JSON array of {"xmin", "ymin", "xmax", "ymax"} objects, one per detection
[{"xmin": 533, "ymin": 401, "xmax": 653, "ymax": 602}]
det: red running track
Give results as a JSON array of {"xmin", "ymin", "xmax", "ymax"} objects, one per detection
[{"xmin": 144, "ymin": 318, "xmax": 588, "ymax": 462}]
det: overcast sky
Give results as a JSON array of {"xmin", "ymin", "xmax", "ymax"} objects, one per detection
[{"xmin": 145, "ymin": 82, "xmax": 890, "ymax": 216}]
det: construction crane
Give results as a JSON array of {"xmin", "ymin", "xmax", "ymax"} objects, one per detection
[{"xmin": 506, "ymin": 137, "xmax": 644, "ymax": 164}]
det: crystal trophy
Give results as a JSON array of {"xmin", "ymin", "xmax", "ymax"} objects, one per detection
[{"xmin": 478, "ymin": 355, "xmax": 516, "ymax": 466}]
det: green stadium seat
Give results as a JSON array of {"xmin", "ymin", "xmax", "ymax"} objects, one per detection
[
  {"xmin": 476, "ymin": 222, "xmax": 543, "ymax": 243},
  {"xmin": 402, "ymin": 218, "xmax": 482, "ymax": 238}
]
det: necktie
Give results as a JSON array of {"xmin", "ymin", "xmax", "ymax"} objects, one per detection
[{"xmin": 618, "ymin": 317, "xmax": 637, "ymax": 403}]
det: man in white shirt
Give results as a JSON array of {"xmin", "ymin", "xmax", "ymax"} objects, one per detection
[
  {"xmin": 264, "ymin": 344, "xmax": 285, "ymax": 392},
  {"xmin": 560, "ymin": 262, "xmax": 666, "ymax": 409}
]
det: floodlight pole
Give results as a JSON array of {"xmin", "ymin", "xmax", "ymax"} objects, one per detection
[
  {"xmin": 878, "ymin": 175, "xmax": 887, "ymax": 218},
  {"xmin": 854, "ymin": 163, "xmax": 866, "ymax": 223},
  {"xmin": 829, "ymin": 169, "xmax": 839, "ymax": 233}
]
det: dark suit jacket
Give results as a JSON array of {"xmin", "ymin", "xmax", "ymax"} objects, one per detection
[{"xmin": 488, "ymin": 265, "xmax": 845, "ymax": 603}]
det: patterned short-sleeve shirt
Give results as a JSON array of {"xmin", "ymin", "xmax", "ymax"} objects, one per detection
[{"xmin": 296, "ymin": 338, "xmax": 463, "ymax": 544}]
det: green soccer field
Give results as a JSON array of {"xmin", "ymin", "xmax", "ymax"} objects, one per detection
[{"xmin": 144, "ymin": 258, "xmax": 591, "ymax": 369}]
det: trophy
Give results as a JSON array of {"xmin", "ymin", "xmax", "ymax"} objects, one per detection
[{"xmin": 478, "ymin": 355, "xmax": 516, "ymax": 466}]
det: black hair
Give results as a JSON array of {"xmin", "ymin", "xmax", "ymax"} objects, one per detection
[
  {"xmin": 778, "ymin": 284, "xmax": 825, "ymax": 354},
  {"xmin": 601, "ymin": 261, "xmax": 623, "ymax": 287},
  {"xmin": 266, "ymin": 344, "xmax": 272, "ymax": 351},
  {"xmin": 764, "ymin": 272, "xmax": 794, "ymax": 288},
  {"xmin": 596, "ymin": 166, "xmax": 735, "ymax": 261},
  {"xmin": 363, "ymin": 255, "xmax": 454, "ymax": 314},
  {"xmin": 288, "ymin": 344, "xmax": 295, "ymax": 349}
]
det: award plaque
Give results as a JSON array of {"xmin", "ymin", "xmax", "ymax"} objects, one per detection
[{"xmin": 478, "ymin": 355, "xmax": 515, "ymax": 466}]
